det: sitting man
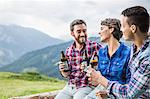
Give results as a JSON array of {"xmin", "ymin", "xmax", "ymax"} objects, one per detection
[{"xmin": 55, "ymin": 19, "xmax": 101, "ymax": 99}]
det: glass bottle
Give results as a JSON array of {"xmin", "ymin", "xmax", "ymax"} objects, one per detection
[{"xmin": 60, "ymin": 51, "xmax": 69, "ymax": 72}]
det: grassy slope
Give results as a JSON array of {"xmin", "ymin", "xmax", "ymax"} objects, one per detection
[{"xmin": 0, "ymin": 72, "xmax": 65, "ymax": 99}]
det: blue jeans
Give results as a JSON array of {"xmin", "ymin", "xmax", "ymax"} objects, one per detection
[
  {"xmin": 84, "ymin": 85, "xmax": 114, "ymax": 99},
  {"xmin": 55, "ymin": 83, "xmax": 92, "ymax": 99}
]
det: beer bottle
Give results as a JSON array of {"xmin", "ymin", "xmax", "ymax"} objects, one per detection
[
  {"xmin": 60, "ymin": 51, "xmax": 69, "ymax": 72},
  {"xmin": 82, "ymin": 50, "xmax": 90, "ymax": 72},
  {"xmin": 90, "ymin": 51, "xmax": 98, "ymax": 69}
]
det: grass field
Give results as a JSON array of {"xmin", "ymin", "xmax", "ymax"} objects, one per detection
[{"xmin": 0, "ymin": 72, "xmax": 66, "ymax": 99}]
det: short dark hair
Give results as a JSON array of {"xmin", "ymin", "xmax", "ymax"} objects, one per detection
[
  {"xmin": 121, "ymin": 6, "xmax": 149, "ymax": 33},
  {"xmin": 101, "ymin": 18, "xmax": 122, "ymax": 41},
  {"xmin": 70, "ymin": 19, "xmax": 86, "ymax": 31}
]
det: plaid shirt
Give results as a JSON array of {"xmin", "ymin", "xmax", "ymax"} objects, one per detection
[
  {"xmin": 66, "ymin": 40, "xmax": 101, "ymax": 88},
  {"xmin": 107, "ymin": 38, "xmax": 150, "ymax": 99}
]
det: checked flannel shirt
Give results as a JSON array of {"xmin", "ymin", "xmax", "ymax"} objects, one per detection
[
  {"xmin": 65, "ymin": 40, "xmax": 101, "ymax": 88},
  {"xmin": 107, "ymin": 38, "xmax": 150, "ymax": 99}
]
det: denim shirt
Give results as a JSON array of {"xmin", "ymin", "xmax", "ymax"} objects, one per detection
[{"xmin": 98, "ymin": 42, "xmax": 131, "ymax": 84}]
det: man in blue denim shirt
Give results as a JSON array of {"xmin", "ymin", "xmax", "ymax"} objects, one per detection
[{"xmin": 84, "ymin": 18, "xmax": 131, "ymax": 99}]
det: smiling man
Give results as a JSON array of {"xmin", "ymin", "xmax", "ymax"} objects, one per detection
[{"xmin": 55, "ymin": 19, "xmax": 101, "ymax": 99}]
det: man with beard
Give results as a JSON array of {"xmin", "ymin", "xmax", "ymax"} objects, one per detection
[{"xmin": 55, "ymin": 19, "xmax": 101, "ymax": 99}]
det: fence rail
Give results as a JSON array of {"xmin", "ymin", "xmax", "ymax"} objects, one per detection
[{"xmin": 11, "ymin": 90, "xmax": 60, "ymax": 99}]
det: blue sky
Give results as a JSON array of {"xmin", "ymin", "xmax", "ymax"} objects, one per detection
[{"xmin": 0, "ymin": 0, "xmax": 149, "ymax": 41}]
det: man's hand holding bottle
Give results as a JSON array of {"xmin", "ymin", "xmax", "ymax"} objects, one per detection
[
  {"xmin": 58, "ymin": 61, "xmax": 70, "ymax": 78},
  {"xmin": 58, "ymin": 61, "xmax": 66, "ymax": 72},
  {"xmin": 58, "ymin": 51, "xmax": 70, "ymax": 78}
]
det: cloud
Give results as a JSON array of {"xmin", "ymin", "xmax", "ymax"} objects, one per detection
[{"xmin": 0, "ymin": 0, "xmax": 149, "ymax": 41}]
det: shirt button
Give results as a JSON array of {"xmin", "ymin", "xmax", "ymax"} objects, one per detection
[{"xmin": 107, "ymin": 69, "xmax": 109, "ymax": 73}]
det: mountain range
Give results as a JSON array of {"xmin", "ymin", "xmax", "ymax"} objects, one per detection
[
  {"xmin": 0, "ymin": 37, "xmax": 100, "ymax": 79},
  {"xmin": 0, "ymin": 24, "xmax": 63, "ymax": 66},
  {"xmin": 0, "ymin": 24, "xmax": 131, "ymax": 79}
]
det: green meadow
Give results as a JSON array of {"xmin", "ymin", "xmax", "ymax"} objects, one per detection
[{"xmin": 0, "ymin": 72, "xmax": 65, "ymax": 99}]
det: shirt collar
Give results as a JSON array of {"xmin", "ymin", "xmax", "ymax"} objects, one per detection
[
  {"xmin": 70, "ymin": 40, "xmax": 91, "ymax": 52},
  {"xmin": 103, "ymin": 42, "xmax": 124, "ymax": 58},
  {"xmin": 132, "ymin": 37, "xmax": 150, "ymax": 54}
]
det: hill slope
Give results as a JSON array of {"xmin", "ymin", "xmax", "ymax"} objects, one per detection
[
  {"xmin": 0, "ymin": 24, "xmax": 63, "ymax": 66},
  {"xmin": 0, "ymin": 37, "xmax": 100, "ymax": 79},
  {"xmin": 0, "ymin": 72, "xmax": 65, "ymax": 99}
]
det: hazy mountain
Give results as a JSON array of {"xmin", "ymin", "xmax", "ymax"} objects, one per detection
[
  {"xmin": 0, "ymin": 37, "xmax": 100, "ymax": 79},
  {"xmin": 0, "ymin": 37, "xmax": 131, "ymax": 79},
  {"xmin": 0, "ymin": 24, "xmax": 63, "ymax": 66}
]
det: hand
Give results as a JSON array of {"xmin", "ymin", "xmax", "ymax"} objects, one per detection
[
  {"xmin": 80, "ymin": 62, "xmax": 86, "ymax": 72},
  {"xmin": 96, "ymin": 90, "xmax": 108, "ymax": 99},
  {"xmin": 87, "ymin": 67, "xmax": 108, "ymax": 87},
  {"xmin": 86, "ymin": 68, "xmax": 102, "ymax": 86},
  {"xmin": 58, "ymin": 61, "xmax": 70, "ymax": 77},
  {"xmin": 80, "ymin": 61, "xmax": 90, "ymax": 72},
  {"xmin": 58, "ymin": 61, "xmax": 66, "ymax": 72}
]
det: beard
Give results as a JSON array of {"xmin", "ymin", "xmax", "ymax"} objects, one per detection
[{"xmin": 75, "ymin": 35, "xmax": 87, "ymax": 45}]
